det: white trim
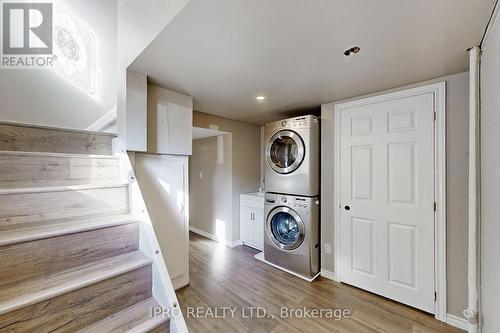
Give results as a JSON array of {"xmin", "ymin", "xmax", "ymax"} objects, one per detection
[
  {"xmin": 447, "ymin": 314, "xmax": 469, "ymax": 331},
  {"xmin": 320, "ymin": 269, "xmax": 339, "ymax": 282},
  {"xmin": 332, "ymin": 82, "xmax": 447, "ymax": 322},
  {"xmin": 254, "ymin": 252, "xmax": 320, "ymax": 283},
  {"xmin": 87, "ymin": 107, "xmax": 117, "ymax": 132},
  {"xmin": 333, "ymin": 105, "xmax": 341, "ymax": 283},
  {"xmin": 189, "ymin": 226, "xmax": 218, "ymax": 241},
  {"xmin": 226, "ymin": 240, "xmax": 243, "ymax": 248},
  {"xmin": 189, "ymin": 226, "xmax": 243, "ymax": 248},
  {"xmin": 465, "ymin": 46, "xmax": 481, "ymax": 333},
  {"xmin": 434, "ymin": 82, "xmax": 447, "ymax": 322},
  {"xmin": 240, "ymin": 241, "xmax": 262, "ymax": 251}
]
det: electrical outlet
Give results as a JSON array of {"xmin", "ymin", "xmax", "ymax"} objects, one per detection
[
  {"xmin": 199, "ymin": 172, "xmax": 203, "ymax": 179},
  {"xmin": 324, "ymin": 243, "xmax": 331, "ymax": 254}
]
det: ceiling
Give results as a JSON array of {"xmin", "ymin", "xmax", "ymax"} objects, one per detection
[{"xmin": 130, "ymin": 0, "xmax": 495, "ymax": 125}]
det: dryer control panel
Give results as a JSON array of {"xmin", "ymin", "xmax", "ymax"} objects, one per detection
[
  {"xmin": 266, "ymin": 115, "xmax": 319, "ymax": 132},
  {"xmin": 280, "ymin": 116, "xmax": 318, "ymax": 129}
]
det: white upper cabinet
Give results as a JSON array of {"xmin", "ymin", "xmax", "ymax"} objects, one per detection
[{"xmin": 148, "ymin": 84, "xmax": 193, "ymax": 155}]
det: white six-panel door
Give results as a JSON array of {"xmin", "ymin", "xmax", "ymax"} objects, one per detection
[{"xmin": 339, "ymin": 93, "xmax": 435, "ymax": 313}]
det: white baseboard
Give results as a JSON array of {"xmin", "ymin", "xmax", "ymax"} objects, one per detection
[
  {"xmin": 320, "ymin": 269, "xmax": 339, "ymax": 282},
  {"xmin": 446, "ymin": 313, "xmax": 468, "ymax": 331},
  {"xmin": 189, "ymin": 226, "xmax": 218, "ymax": 241},
  {"xmin": 189, "ymin": 226, "xmax": 242, "ymax": 248},
  {"xmin": 226, "ymin": 239, "xmax": 243, "ymax": 248}
]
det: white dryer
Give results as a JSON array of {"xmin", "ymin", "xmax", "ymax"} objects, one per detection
[{"xmin": 264, "ymin": 115, "xmax": 319, "ymax": 196}]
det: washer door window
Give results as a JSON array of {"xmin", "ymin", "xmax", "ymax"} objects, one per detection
[
  {"xmin": 267, "ymin": 130, "xmax": 305, "ymax": 174},
  {"xmin": 267, "ymin": 207, "xmax": 305, "ymax": 251}
]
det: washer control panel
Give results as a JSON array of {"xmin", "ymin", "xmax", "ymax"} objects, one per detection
[
  {"xmin": 290, "ymin": 117, "xmax": 309, "ymax": 129},
  {"xmin": 265, "ymin": 193, "xmax": 318, "ymax": 210},
  {"xmin": 293, "ymin": 197, "xmax": 308, "ymax": 208}
]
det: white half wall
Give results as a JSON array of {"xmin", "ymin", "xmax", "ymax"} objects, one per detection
[{"xmin": 126, "ymin": 70, "xmax": 147, "ymax": 151}]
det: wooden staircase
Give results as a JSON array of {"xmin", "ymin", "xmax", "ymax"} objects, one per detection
[{"xmin": 0, "ymin": 123, "xmax": 170, "ymax": 332}]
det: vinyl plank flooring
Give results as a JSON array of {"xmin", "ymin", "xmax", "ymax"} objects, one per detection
[{"xmin": 177, "ymin": 233, "xmax": 465, "ymax": 333}]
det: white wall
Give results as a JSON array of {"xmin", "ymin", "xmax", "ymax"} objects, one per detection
[
  {"xmin": 193, "ymin": 111, "xmax": 261, "ymax": 243},
  {"xmin": 190, "ymin": 135, "xmax": 233, "ymax": 243},
  {"xmin": 0, "ymin": 0, "xmax": 117, "ymax": 130},
  {"xmin": 117, "ymin": 0, "xmax": 190, "ymax": 68},
  {"xmin": 116, "ymin": 0, "xmax": 190, "ymax": 148},
  {"xmin": 480, "ymin": 6, "xmax": 500, "ymax": 332},
  {"xmin": 126, "ymin": 70, "xmax": 147, "ymax": 151},
  {"xmin": 321, "ymin": 72, "xmax": 469, "ymax": 318}
]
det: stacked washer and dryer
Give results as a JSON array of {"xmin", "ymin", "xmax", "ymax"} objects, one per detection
[{"xmin": 263, "ymin": 115, "xmax": 320, "ymax": 281}]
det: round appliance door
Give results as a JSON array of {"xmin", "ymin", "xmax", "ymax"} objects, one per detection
[
  {"xmin": 266, "ymin": 130, "xmax": 305, "ymax": 174},
  {"xmin": 267, "ymin": 207, "xmax": 305, "ymax": 251}
]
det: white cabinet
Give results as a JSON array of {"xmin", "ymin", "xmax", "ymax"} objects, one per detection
[
  {"xmin": 240, "ymin": 193, "xmax": 265, "ymax": 250},
  {"xmin": 133, "ymin": 153, "xmax": 189, "ymax": 290},
  {"xmin": 148, "ymin": 84, "xmax": 193, "ymax": 155},
  {"xmin": 240, "ymin": 206, "xmax": 255, "ymax": 245},
  {"xmin": 253, "ymin": 209, "xmax": 264, "ymax": 249}
]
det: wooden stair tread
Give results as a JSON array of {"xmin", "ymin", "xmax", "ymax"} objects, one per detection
[
  {"xmin": 0, "ymin": 251, "xmax": 152, "ymax": 316},
  {"xmin": 77, "ymin": 298, "xmax": 169, "ymax": 333},
  {"xmin": 0, "ymin": 214, "xmax": 138, "ymax": 246},
  {"xmin": 0, "ymin": 183, "xmax": 128, "ymax": 195},
  {"xmin": 0, "ymin": 150, "xmax": 119, "ymax": 159}
]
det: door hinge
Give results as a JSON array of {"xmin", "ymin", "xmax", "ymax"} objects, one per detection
[
  {"xmin": 434, "ymin": 292, "xmax": 437, "ymax": 302},
  {"xmin": 434, "ymin": 202, "xmax": 437, "ymax": 212},
  {"xmin": 433, "ymin": 111, "xmax": 437, "ymax": 121}
]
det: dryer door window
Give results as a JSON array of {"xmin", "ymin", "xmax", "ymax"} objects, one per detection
[
  {"xmin": 267, "ymin": 207, "xmax": 305, "ymax": 251},
  {"xmin": 267, "ymin": 130, "xmax": 305, "ymax": 174}
]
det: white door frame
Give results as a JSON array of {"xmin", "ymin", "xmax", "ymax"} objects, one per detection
[{"xmin": 332, "ymin": 82, "xmax": 446, "ymax": 321}]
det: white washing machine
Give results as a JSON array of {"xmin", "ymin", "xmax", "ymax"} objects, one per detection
[
  {"xmin": 264, "ymin": 193, "xmax": 320, "ymax": 279},
  {"xmin": 264, "ymin": 115, "xmax": 319, "ymax": 197}
]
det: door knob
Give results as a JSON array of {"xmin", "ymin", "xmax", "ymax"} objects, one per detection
[{"xmin": 344, "ymin": 205, "xmax": 351, "ymax": 211}]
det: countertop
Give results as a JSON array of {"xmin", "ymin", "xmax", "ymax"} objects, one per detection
[{"xmin": 241, "ymin": 191, "xmax": 265, "ymax": 197}]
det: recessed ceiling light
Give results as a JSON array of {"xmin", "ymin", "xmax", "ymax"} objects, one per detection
[
  {"xmin": 256, "ymin": 96, "xmax": 265, "ymax": 101},
  {"xmin": 344, "ymin": 46, "xmax": 361, "ymax": 56}
]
